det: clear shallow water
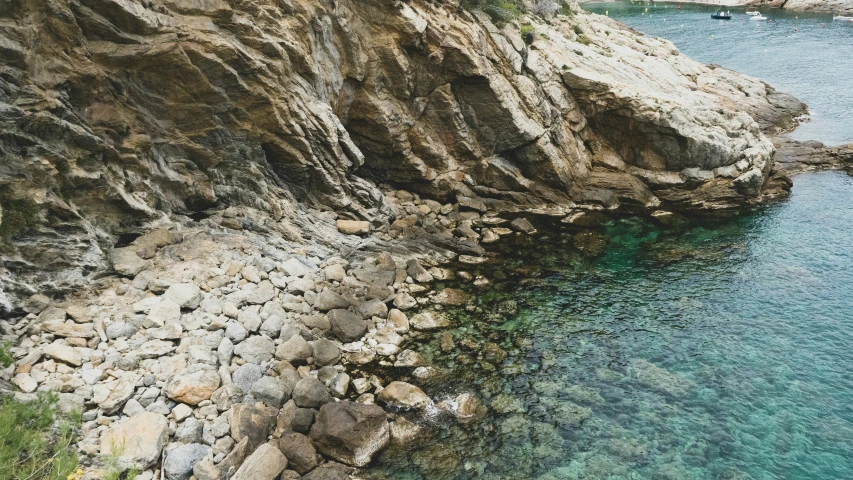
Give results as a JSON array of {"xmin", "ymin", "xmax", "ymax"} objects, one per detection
[
  {"xmin": 583, "ymin": 1, "xmax": 853, "ymax": 145},
  {"xmin": 367, "ymin": 172, "xmax": 853, "ymax": 479}
]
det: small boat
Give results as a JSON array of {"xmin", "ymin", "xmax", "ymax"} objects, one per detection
[
  {"xmin": 833, "ymin": 15, "xmax": 853, "ymax": 21},
  {"xmin": 750, "ymin": 15, "xmax": 768, "ymax": 20},
  {"xmin": 712, "ymin": 12, "xmax": 732, "ymax": 20},
  {"xmin": 745, "ymin": 11, "xmax": 761, "ymax": 16}
]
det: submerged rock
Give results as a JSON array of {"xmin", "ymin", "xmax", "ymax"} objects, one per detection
[{"xmin": 310, "ymin": 401, "xmax": 390, "ymax": 467}]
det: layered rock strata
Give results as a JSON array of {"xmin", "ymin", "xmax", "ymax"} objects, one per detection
[{"xmin": 0, "ymin": 0, "xmax": 805, "ymax": 309}]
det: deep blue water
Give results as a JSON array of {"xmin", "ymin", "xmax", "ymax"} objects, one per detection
[
  {"xmin": 368, "ymin": 172, "xmax": 853, "ymax": 479},
  {"xmin": 584, "ymin": 1, "xmax": 853, "ymax": 146}
]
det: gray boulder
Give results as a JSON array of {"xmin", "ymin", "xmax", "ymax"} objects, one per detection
[
  {"xmin": 250, "ymin": 376, "xmax": 289, "ymax": 408},
  {"xmin": 310, "ymin": 401, "xmax": 390, "ymax": 467},
  {"xmin": 313, "ymin": 290, "xmax": 349, "ymax": 311},
  {"xmin": 292, "ymin": 377, "xmax": 332, "ymax": 409},
  {"xmin": 275, "ymin": 334, "xmax": 312, "ymax": 365},
  {"xmin": 234, "ymin": 336, "xmax": 275, "ymax": 364},
  {"xmin": 311, "ymin": 339, "xmax": 341, "ymax": 367},
  {"xmin": 164, "ymin": 443, "xmax": 210, "ymax": 480},
  {"xmin": 327, "ymin": 309, "xmax": 367, "ymax": 342}
]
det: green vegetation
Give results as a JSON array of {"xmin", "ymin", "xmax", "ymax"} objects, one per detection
[
  {"xmin": 0, "ymin": 342, "xmax": 13, "ymax": 368},
  {"xmin": 577, "ymin": 35, "xmax": 591, "ymax": 46},
  {"xmin": 463, "ymin": 0, "xmax": 526, "ymax": 26},
  {"xmin": 101, "ymin": 446, "xmax": 139, "ymax": 480},
  {"xmin": 0, "ymin": 189, "xmax": 39, "ymax": 238},
  {"xmin": 0, "ymin": 390, "xmax": 80, "ymax": 480},
  {"xmin": 520, "ymin": 24, "xmax": 535, "ymax": 44},
  {"xmin": 559, "ymin": 0, "xmax": 575, "ymax": 16},
  {"xmin": 573, "ymin": 24, "xmax": 584, "ymax": 35}
]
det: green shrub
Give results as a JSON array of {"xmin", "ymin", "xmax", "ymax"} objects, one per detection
[
  {"xmin": 559, "ymin": 0, "xmax": 575, "ymax": 16},
  {"xmin": 573, "ymin": 24, "xmax": 584, "ymax": 35},
  {"xmin": 0, "ymin": 342, "xmax": 12, "ymax": 368},
  {"xmin": 0, "ymin": 392, "xmax": 80, "ymax": 480},
  {"xmin": 577, "ymin": 34, "xmax": 591, "ymax": 45},
  {"xmin": 520, "ymin": 24, "xmax": 535, "ymax": 44},
  {"xmin": 0, "ymin": 194, "xmax": 39, "ymax": 238},
  {"xmin": 463, "ymin": 0, "xmax": 526, "ymax": 26}
]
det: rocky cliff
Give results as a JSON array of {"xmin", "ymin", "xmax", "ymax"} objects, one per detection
[
  {"xmin": 0, "ymin": 0, "xmax": 805, "ymax": 310},
  {"xmin": 747, "ymin": 0, "xmax": 853, "ymax": 15}
]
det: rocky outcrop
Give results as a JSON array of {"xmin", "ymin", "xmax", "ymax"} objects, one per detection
[
  {"xmin": 0, "ymin": 1, "xmax": 803, "ymax": 309},
  {"xmin": 747, "ymin": 0, "xmax": 853, "ymax": 15},
  {"xmin": 772, "ymin": 138, "xmax": 853, "ymax": 173}
]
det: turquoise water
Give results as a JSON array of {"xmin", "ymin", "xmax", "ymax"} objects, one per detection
[
  {"xmin": 367, "ymin": 172, "xmax": 853, "ymax": 479},
  {"xmin": 583, "ymin": 1, "xmax": 853, "ymax": 145}
]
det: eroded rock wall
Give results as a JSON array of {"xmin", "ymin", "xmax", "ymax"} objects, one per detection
[{"xmin": 0, "ymin": 0, "xmax": 804, "ymax": 309}]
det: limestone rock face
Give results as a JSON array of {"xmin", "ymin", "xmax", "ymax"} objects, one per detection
[
  {"xmin": 748, "ymin": 0, "xmax": 853, "ymax": 15},
  {"xmin": 0, "ymin": 0, "xmax": 804, "ymax": 308},
  {"xmin": 310, "ymin": 401, "xmax": 390, "ymax": 467}
]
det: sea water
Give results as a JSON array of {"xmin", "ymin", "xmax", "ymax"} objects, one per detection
[{"xmin": 367, "ymin": 172, "xmax": 853, "ymax": 479}]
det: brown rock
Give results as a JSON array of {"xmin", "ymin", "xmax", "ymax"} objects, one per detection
[
  {"xmin": 336, "ymin": 220, "xmax": 370, "ymax": 235},
  {"xmin": 310, "ymin": 401, "xmax": 390, "ymax": 467}
]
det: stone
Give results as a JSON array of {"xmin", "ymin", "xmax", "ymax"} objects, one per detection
[
  {"xmin": 225, "ymin": 322, "xmax": 248, "ymax": 343},
  {"xmin": 43, "ymin": 342, "xmax": 81, "ymax": 366},
  {"xmin": 148, "ymin": 323, "xmax": 182, "ymax": 340},
  {"xmin": 100, "ymin": 412, "xmax": 168, "ymax": 469},
  {"xmin": 328, "ymin": 309, "xmax": 367, "ymax": 342},
  {"xmin": 387, "ymin": 309, "xmax": 410, "ymax": 333},
  {"xmin": 390, "ymin": 417, "xmax": 423, "ymax": 444},
  {"xmin": 310, "ymin": 401, "xmax": 390, "ymax": 467},
  {"xmin": 12, "ymin": 373, "xmax": 38, "ymax": 393},
  {"xmin": 356, "ymin": 299, "xmax": 388, "ymax": 319},
  {"xmin": 280, "ymin": 258, "xmax": 312, "ymax": 277},
  {"xmin": 231, "ymin": 443, "xmax": 288, "ymax": 480},
  {"xmin": 96, "ymin": 379, "xmax": 136, "ymax": 414},
  {"xmin": 250, "ymin": 376, "xmax": 290, "ymax": 408},
  {"xmin": 171, "ymin": 403, "xmax": 193, "ymax": 422},
  {"xmin": 328, "ymin": 373, "xmax": 350, "ymax": 398},
  {"xmin": 432, "ymin": 288, "xmax": 468, "ymax": 306},
  {"xmin": 164, "ymin": 443, "xmax": 210, "ymax": 480},
  {"xmin": 23, "ymin": 293, "xmax": 51, "ymax": 314},
  {"xmin": 165, "ymin": 364, "xmax": 221, "ymax": 405},
  {"xmin": 110, "ymin": 247, "xmax": 149, "ymax": 277},
  {"xmin": 274, "ymin": 432, "xmax": 318, "ymax": 474},
  {"xmin": 377, "ymin": 381, "xmax": 430, "ymax": 410},
  {"xmin": 314, "ymin": 290, "xmax": 349, "ymax": 311},
  {"xmin": 510, "ymin": 217, "xmax": 536, "ymax": 233},
  {"xmin": 392, "ymin": 292, "xmax": 416, "ymax": 310},
  {"xmin": 229, "ymin": 403, "xmax": 277, "ymax": 450},
  {"xmin": 234, "ymin": 335, "xmax": 275, "ymax": 364},
  {"xmin": 275, "ymin": 334, "xmax": 312, "ymax": 365},
  {"xmin": 302, "ymin": 462, "xmax": 350, "ymax": 480},
  {"xmin": 106, "ymin": 322, "xmax": 138, "ymax": 339},
  {"xmin": 36, "ymin": 306, "xmax": 66, "ymax": 324},
  {"xmin": 232, "ymin": 363, "xmax": 263, "ymax": 394},
  {"xmin": 324, "ymin": 264, "xmax": 347, "ymax": 282},
  {"xmin": 406, "ymin": 259, "xmax": 433, "ymax": 283},
  {"xmin": 164, "ymin": 283, "xmax": 203, "ymax": 309},
  {"xmin": 211, "ymin": 383, "xmax": 244, "ymax": 411},
  {"xmin": 312, "ymin": 339, "xmax": 341, "ymax": 367},
  {"xmin": 394, "ymin": 349, "xmax": 425, "ymax": 367},
  {"xmin": 292, "ymin": 377, "xmax": 333, "ymax": 409},
  {"xmin": 291, "ymin": 408, "xmax": 315, "ymax": 434},
  {"xmin": 147, "ymin": 299, "xmax": 181, "ymax": 326},
  {"xmin": 192, "ymin": 454, "xmax": 220, "ymax": 480},
  {"xmin": 247, "ymin": 280, "xmax": 276, "ymax": 304},
  {"xmin": 336, "ymin": 220, "xmax": 370, "ymax": 235},
  {"xmin": 410, "ymin": 311, "xmax": 451, "ymax": 331},
  {"xmin": 41, "ymin": 322, "xmax": 95, "ymax": 338}
]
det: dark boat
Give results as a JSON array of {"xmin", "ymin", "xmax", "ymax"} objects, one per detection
[{"xmin": 711, "ymin": 12, "xmax": 732, "ymax": 20}]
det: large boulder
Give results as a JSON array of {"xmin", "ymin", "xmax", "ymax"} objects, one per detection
[
  {"xmin": 229, "ymin": 404, "xmax": 278, "ymax": 450},
  {"xmin": 164, "ymin": 283, "xmax": 203, "ymax": 309},
  {"xmin": 274, "ymin": 432, "xmax": 318, "ymax": 474},
  {"xmin": 310, "ymin": 401, "xmax": 390, "ymax": 467},
  {"xmin": 231, "ymin": 443, "xmax": 288, "ymax": 480},
  {"xmin": 327, "ymin": 309, "xmax": 367, "ymax": 342},
  {"xmin": 292, "ymin": 377, "xmax": 332, "ymax": 409},
  {"xmin": 110, "ymin": 248, "xmax": 149, "ymax": 277},
  {"xmin": 100, "ymin": 412, "xmax": 168, "ymax": 469},
  {"xmin": 164, "ymin": 364, "xmax": 220, "ymax": 405},
  {"xmin": 377, "ymin": 381, "xmax": 431, "ymax": 410},
  {"xmin": 164, "ymin": 443, "xmax": 210, "ymax": 480},
  {"xmin": 233, "ymin": 335, "xmax": 275, "ymax": 364}
]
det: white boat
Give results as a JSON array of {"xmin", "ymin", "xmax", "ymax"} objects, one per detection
[
  {"xmin": 833, "ymin": 15, "xmax": 853, "ymax": 21},
  {"xmin": 750, "ymin": 15, "xmax": 768, "ymax": 20},
  {"xmin": 745, "ymin": 11, "xmax": 761, "ymax": 16}
]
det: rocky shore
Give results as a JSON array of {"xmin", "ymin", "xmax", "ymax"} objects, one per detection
[{"xmin": 0, "ymin": 0, "xmax": 825, "ymax": 478}]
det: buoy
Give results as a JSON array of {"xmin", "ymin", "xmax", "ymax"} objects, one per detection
[
  {"xmin": 606, "ymin": 10, "xmax": 609, "ymax": 15},
  {"xmin": 794, "ymin": 28, "xmax": 798, "ymax": 31}
]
